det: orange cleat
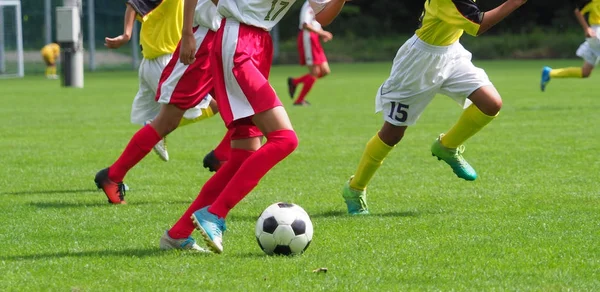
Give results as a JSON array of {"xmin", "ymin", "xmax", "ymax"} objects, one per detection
[{"xmin": 94, "ymin": 168, "xmax": 127, "ymax": 204}]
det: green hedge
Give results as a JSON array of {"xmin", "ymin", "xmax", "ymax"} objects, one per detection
[{"xmin": 276, "ymin": 30, "xmax": 588, "ymax": 63}]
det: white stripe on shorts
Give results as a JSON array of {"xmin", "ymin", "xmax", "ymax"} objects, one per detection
[
  {"xmin": 157, "ymin": 27, "xmax": 210, "ymax": 104},
  {"xmin": 302, "ymin": 30, "xmax": 314, "ymax": 66},
  {"xmin": 221, "ymin": 19, "xmax": 255, "ymax": 121}
]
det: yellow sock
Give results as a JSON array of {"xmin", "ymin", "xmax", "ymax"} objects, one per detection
[
  {"xmin": 51, "ymin": 67, "xmax": 57, "ymax": 75},
  {"xmin": 45, "ymin": 67, "xmax": 52, "ymax": 77},
  {"xmin": 441, "ymin": 104, "xmax": 496, "ymax": 148},
  {"xmin": 550, "ymin": 67, "xmax": 582, "ymax": 78},
  {"xmin": 349, "ymin": 133, "xmax": 394, "ymax": 191},
  {"xmin": 178, "ymin": 106, "xmax": 215, "ymax": 128}
]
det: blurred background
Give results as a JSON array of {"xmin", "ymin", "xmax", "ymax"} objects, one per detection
[{"xmin": 0, "ymin": 0, "xmax": 588, "ymax": 74}]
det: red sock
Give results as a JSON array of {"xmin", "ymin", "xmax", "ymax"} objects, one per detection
[
  {"xmin": 292, "ymin": 74, "xmax": 312, "ymax": 86},
  {"xmin": 213, "ymin": 129, "xmax": 233, "ymax": 161},
  {"xmin": 294, "ymin": 75, "xmax": 316, "ymax": 104},
  {"xmin": 108, "ymin": 124, "xmax": 162, "ymax": 182},
  {"xmin": 208, "ymin": 129, "xmax": 298, "ymax": 218},
  {"xmin": 168, "ymin": 148, "xmax": 254, "ymax": 239}
]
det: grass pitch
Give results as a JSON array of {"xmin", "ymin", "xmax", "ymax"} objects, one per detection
[{"xmin": 0, "ymin": 60, "xmax": 599, "ymax": 291}]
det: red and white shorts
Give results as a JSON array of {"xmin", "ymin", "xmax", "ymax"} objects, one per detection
[
  {"xmin": 156, "ymin": 26, "xmax": 215, "ymax": 110},
  {"xmin": 211, "ymin": 18, "xmax": 282, "ymax": 139},
  {"xmin": 297, "ymin": 30, "xmax": 327, "ymax": 66}
]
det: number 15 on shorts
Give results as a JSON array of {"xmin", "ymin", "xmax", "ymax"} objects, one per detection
[{"xmin": 387, "ymin": 101, "xmax": 409, "ymax": 123}]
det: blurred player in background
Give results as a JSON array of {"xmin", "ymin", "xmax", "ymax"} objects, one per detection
[
  {"xmin": 164, "ymin": 0, "xmax": 348, "ymax": 254},
  {"xmin": 103, "ymin": 0, "xmax": 218, "ymax": 162},
  {"xmin": 287, "ymin": 0, "xmax": 333, "ymax": 106},
  {"xmin": 540, "ymin": 0, "xmax": 600, "ymax": 91},
  {"xmin": 95, "ymin": 0, "xmax": 223, "ymax": 210},
  {"xmin": 40, "ymin": 43, "xmax": 60, "ymax": 79},
  {"xmin": 341, "ymin": 0, "xmax": 528, "ymax": 215}
]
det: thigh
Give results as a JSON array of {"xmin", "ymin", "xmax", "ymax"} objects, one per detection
[
  {"xmin": 439, "ymin": 57, "xmax": 492, "ymax": 108},
  {"xmin": 214, "ymin": 20, "xmax": 281, "ymax": 127},
  {"xmin": 156, "ymin": 27, "xmax": 214, "ymax": 110}
]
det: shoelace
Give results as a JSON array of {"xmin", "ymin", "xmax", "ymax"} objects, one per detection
[
  {"xmin": 117, "ymin": 183, "xmax": 126, "ymax": 201},
  {"xmin": 452, "ymin": 145, "xmax": 469, "ymax": 167}
]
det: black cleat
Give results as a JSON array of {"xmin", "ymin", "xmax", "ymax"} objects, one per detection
[
  {"xmin": 203, "ymin": 150, "xmax": 225, "ymax": 172},
  {"xmin": 287, "ymin": 77, "xmax": 297, "ymax": 99},
  {"xmin": 94, "ymin": 168, "xmax": 127, "ymax": 204}
]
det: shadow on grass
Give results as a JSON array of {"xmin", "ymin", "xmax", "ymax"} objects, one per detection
[
  {"xmin": 0, "ymin": 189, "xmax": 99, "ymax": 196},
  {"xmin": 1, "ymin": 248, "xmax": 171, "ymax": 261},
  {"xmin": 229, "ymin": 209, "xmax": 420, "ymax": 223}
]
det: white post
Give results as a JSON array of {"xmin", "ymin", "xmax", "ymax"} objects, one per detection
[
  {"xmin": 87, "ymin": 0, "xmax": 95, "ymax": 71},
  {"xmin": 0, "ymin": 6, "xmax": 5, "ymax": 74},
  {"xmin": 15, "ymin": 1, "xmax": 23, "ymax": 77},
  {"xmin": 57, "ymin": 0, "xmax": 84, "ymax": 87},
  {"xmin": 131, "ymin": 21, "xmax": 139, "ymax": 69},
  {"xmin": 45, "ymin": 0, "xmax": 52, "ymax": 45}
]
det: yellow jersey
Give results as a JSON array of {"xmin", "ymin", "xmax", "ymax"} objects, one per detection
[
  {"xmin": 415, "ymin": 0, "xmax": 483, "ymax": 46},
  {"xmin": 577, "ymin": 0, "xmax": 600, "ymax": 25},
  {"xmin": 40, "ymin": 43, "xmax": 60, "ymax": 57},
  {"xmin": 127, "ymin": 0, "xmax": 183, "ymax": 59}
]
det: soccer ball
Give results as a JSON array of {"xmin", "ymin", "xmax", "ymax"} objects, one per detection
[{"xmin": 255, "ymin": 202, "xmax": 313, "ymax": 256}]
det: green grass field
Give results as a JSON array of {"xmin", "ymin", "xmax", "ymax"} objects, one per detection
[{"xmin": 1, "ymin": 60, "xmax": 599, "ymax": 291}]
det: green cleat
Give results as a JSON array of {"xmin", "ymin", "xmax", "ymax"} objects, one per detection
[
  {"xmin": 342, "ymin": 177, "xmax": 369, "ymax": 215},
  {"xmin": 431, "ymin": 135, "xmax": 477, "ymax": 181}
]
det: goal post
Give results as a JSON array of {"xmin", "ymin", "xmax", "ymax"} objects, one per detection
[{"xmin": 0, "ymin": 0, "xmax": 24, "ymax": 78}]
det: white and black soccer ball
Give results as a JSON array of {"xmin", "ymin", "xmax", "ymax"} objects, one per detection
[{"xmin": 255, "ymin": 202, "xmax": 313, "ymax": 256}]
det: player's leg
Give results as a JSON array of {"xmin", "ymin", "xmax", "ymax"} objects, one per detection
[
  {"xmin": 195, "ymin": 109, "xmax": 297, "ymax": 253},
  {"xmin": 293, "ymin": 65, "xmax": 319, "ymax": 105},
  {"xmin": 342, "ymin": 122, "xmax": 403, "ymax": 215},
  {"xmin": 95, "ymin": 104, "xmax": 186, "ymax": 204},
  {"xmin": 189, "ymin": 21, "xmax": 297, "ymax": 253},
  {"xmin": 130, "ymin": 57, "xmax": 169, "ymax": 161},
  {"xmin": 435, "ymin": 60, "xmax": 499, "ymax": 181},
  {"xmin": 168, "ymin": 132, "xmax": 260, "ymax": 243},
  {"xmin": 542, "ymin": 41, "xmax": 598, "ymax": 91}
]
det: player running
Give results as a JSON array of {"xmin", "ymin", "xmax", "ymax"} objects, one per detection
[
  {"xmin": 287, "ymin": 0, "xmax": 333, "ymax": 106},
  {"xmin": 341, "ymin": 0, "xmax": 528, "ymax": 215},
  {"xmin": 94, "ymin": 0, "xmax": 221, "ymax": 209},
  {"xmin": 163, "ymin": 0, "xmax": 348, "ymax": 254},
  {"xmin": 104, "ymin": 0, "xmax": 218, "ymax": 162},
  {"xmin": 40, "ymin": 43, "xmax": 60, "ymax": 79},
  {"xmin": 540, "ymin": 0, "xmax": 600, "ymax": 91}
]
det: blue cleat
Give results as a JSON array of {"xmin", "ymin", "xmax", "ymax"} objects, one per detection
[
  {"xmin": 191, "ymin": 206, "xmax": 226, "ymax": 254},
  {"xmin": 540, "ymin": 66, "xmax": 552, "ymax": 92}
]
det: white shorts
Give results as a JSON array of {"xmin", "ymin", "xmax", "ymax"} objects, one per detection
[
  {"xmin": 576, "ymin": 26, "xmax": 600, "ymax": 66},
  {"xmin": 130, "ymin": 55, "xmax": 171, "ymax": 125},
  {"xmin": 375, "ymin": 34, "xmax": 492, "ymax": 126},
  {"xmin": 130, "ymin": 54, "xmax": 212, "ymax": 125}
]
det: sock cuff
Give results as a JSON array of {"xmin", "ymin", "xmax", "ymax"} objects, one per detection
[
  {"xmin": 466, "ymin": 104, "xmax": 497, "ymax": 126},
  {"xmin": 369, "ymin": 133, "xmax": 394, "ymax": 160}
]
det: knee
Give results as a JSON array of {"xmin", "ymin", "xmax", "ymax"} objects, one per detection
[
  {"xmin": 320, "ymin": 68, "xmax": 330, "ymax": 77},
  {"xmin": 268, "ymin": 129, "xmax": 299, "ymax": 154},
  {"xmin": 488, "ymin": 97, "xmax": 503, "ymax": 115},
  {"xmin": 378, "ymin": 124, "xmax": 406, "ymax": 146}
]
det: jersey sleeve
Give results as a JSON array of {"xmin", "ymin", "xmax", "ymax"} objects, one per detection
[
  {"xmin": 308, "ymin": 0, "xmax": 330, "ymax": 14},
  {"xmin": 439, "ymin": 0, "xmax": 484, "ymax": 36},
  {"xmin": 127, "ymin": 0, "xmax": 162, "ymax": 19}
]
